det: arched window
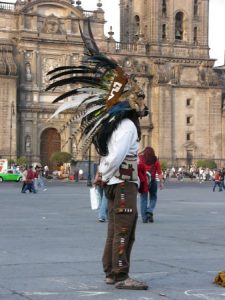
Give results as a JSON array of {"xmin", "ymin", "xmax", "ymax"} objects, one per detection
[
  {"xmin": 25, "ymin": 135, "xmax": 31, "ymax": 153},
  {"xmin": 144, "ymin": 25, "xmax": 148, "ymax": 40},
  {"xmin": 194, "ymin": 0, "xmax": 198, "ymax": 16},
  {"xmin": 186, "ymin": 116, "xmax": 193, "ymax": 125},
  {"xmin": 162, "ymin": 24, "xmax": 166, "ymax": 39},
  {"xmin": 134, "ymin": 15, "xmax": 140, "ymax": 39},
  {"xmin": 175, "ymin": 12, "xmax": 184, "ymax": 40},
  {"xmin": 134, "ymin": 15, "xmax": 140, "ymax": 27},
  {"xmin": 186, "ymin": 98, "xmax": 192, "ymax": 106},
  {"xmin": 186, "ymin": 133, "xmax": 191, "ymax": 141},
  {"xmin": 193, "ymin": 26, "xmax": 198, "ymax": 43},
  {"xmin": 186, "ymin": 149, "xmax": 193, "ymax": 166},
  {"xmin": 162, "ymin": 0, "xmax": 167, "ymax": 16},
  {"xmin": 25, "ymin": 62, "xmax": 32, "ymax": 81}
]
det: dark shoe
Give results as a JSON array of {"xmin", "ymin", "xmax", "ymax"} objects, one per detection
[
  {"xmin": 148, "ymin": 213, "xmax": 154, "ymax": 223},
  {"xmin": 115, "ymin": 277, "xmax": 148, "ymax": 290}
]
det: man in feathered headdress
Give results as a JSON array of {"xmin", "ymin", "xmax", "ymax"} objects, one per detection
[
  {"xmin": 94, "ymin": 91, "xmax": 149, "ymax": 290},
  {"xmin": 47, "ymin": 19, "xmax": 149, "ymax": 290}
]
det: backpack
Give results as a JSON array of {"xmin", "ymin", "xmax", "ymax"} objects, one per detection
[
  {"xmin": 146, "ymin": 171, "xmax": 152, "ymax": 187},
  {"xmin": 146, "ymin": 163, "xmax": 156, "ymax": 188}
]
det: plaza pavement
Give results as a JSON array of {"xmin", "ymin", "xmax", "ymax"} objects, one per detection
[{"xmin": 0, "ymin": 179, "xmax": 225, "ymax": 300}]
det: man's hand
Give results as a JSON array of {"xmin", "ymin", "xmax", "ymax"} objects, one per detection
[{"xmin": 94, "ymin": 171, "xmax": 103, "ymax": 186}]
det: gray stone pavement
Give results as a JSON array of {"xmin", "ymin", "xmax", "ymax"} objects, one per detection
[{"xmin": 0, "ymin": 179, "xmax": 225, "ymax": 300}]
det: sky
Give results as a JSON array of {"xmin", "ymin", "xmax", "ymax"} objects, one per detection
[
  {"xmin": 208, "ymin": 0, "xmax": 225, "ymax": 66},
  {"xmin": 5, "ymin": 0, "xmax": 225, "ymax": 66}
]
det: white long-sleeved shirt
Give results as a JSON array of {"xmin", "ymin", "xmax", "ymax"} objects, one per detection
[{"xmin": 98, "ymin": 118, "xmax": 139, "ymax": 185}]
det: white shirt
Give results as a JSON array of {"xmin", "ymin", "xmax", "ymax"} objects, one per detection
[{"xmin": 98, "ymin": 118, "xmax": 139, "ymax": 185}]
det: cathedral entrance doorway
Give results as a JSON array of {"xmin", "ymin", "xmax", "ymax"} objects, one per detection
[
  {"xmin": 40, "ymin": 128, "xmax": 61, "ymax": 172},
  {"xmin": 186, "ymin": 149, "xmax": 193, "ymax": 167}
]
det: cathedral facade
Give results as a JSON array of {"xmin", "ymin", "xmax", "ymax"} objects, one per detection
[{"xmin": 0, "ymin": 0, "xmax": 224, "ymax": 169}]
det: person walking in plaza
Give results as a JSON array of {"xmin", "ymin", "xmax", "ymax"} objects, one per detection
[
  {"xmin": 22, "ymin": 165, "xmax": 36, "ymax": 194},
  {"xmin": 95, "ymin": 184, "xmax": 108, "ymax": 222},
  {"xmin": 43, "ymin": 165, "xmax": 49, "ymax": 178},
  {"xmin": 212, "ymin": 170, "xmax": 223, "ymax": 192},
  {"xmin": 221, "ymin": 168, "xmax": 225, "ymax": 190},
  {"xmin": 34, "ymin": 165, "xmax": 47, "ymax": 192},
  {"xmin": 138, "ymin": 146, "xmax": 163, "ymax": 223},
  {"xmin": 21, "ymin": 166, "xmax": 29, "ymax": 193}
]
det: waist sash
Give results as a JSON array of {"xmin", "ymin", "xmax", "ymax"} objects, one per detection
[{"xmin": 115, "ymin": 155, "xmax": 138, "ymax": 181}]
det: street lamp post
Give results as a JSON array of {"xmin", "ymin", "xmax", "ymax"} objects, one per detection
[
  {"xmin": 87, "ymin": 146, "xmax": 92, "ymax": 187},
  {"xmin": 9, "ymin": 101, "xmax": 15, "ymax": 168}
]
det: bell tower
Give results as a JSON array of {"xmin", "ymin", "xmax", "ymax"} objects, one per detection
[
  {"xmin": 120, "ymin": 0, "xmax": 210, "ymax": 59},
  {"xmin": 118, "ymin": 0, "xmax": 223, "ymax": 167}
]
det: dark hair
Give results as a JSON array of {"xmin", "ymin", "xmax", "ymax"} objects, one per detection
[
  {"xmin": 143, "ymin": 147, "xmax": 157, "ymax": 165},
  {"xmin": 93, "ymin": 110, "xmax": 141, "ymax": 156}
]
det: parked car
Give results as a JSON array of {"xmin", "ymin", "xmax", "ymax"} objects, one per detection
[{"xmin": 0, "ymin": 169, "xmax": 23, "ymax": 182}]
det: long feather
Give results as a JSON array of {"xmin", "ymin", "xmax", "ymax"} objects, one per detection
[
  {"xmin": 59, "ymin": 104, "xmax": 104, "ymax": 133},
  {"xmin": 72, "ymin": 87, "xmax": 106, "ymax": 94},
  {"xmin": 46, "ymin": 77, "xmax": 102, "ymax": 91},
  {"xmin": 52, "ymin": 89, "xmax": 85, "ymax": 104},
  {"xmin": 79, "ymin": 20, "xmax": 99, "ymax": 56},
  {"xmin": 49, "ymin": 69, "xmax": 97, "ymax": 81},
  {"xmin": 47, "ymin": 65, "xmax": 92, "ymax": 75},
  {"xmin": 59, "ymin": 113, "xmax": 86, "ymax": 133},
  {"xmin": 49, "ymin": 94, "xmax": 96, "ymax": 120},
  {"xmin": 78, "ymin": 123, "xmax": 103, "ymax": 157},
  {"xmin": 79, "ymin": 113, "xmax": 109, "ymax": 145},
  {"xmin": 83, "ymin": 105, "xmax": 105, "ymax": 119},
  {"xmin": 87, "ymin": 55, "xmax": 117, "ymax": 69},
  {"xmin": 52, "ymin": 86, "xmax": 107, "ymax": 103},
  {"xmin": 86, "ymin": 18, "xmax": 100, "ymax": 54}
]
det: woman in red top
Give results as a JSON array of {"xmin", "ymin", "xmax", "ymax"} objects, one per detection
[{"xmin": 138, "ymin": 147, "xmax": 163, "ymax": 223}]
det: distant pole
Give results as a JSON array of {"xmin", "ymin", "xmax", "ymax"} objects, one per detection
[
  {"xmin": 9, "ymin": 102, "xmax": 15, "ymax": 168},
  {"xmin": 87, "ymin": 146, "xmax": 92, "ymax": 187}
]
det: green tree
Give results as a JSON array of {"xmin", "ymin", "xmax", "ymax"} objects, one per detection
[
  {"xmin": 160, "ymin": 160, "xmax": 167, "ymax": 171},
  {"xmin": 8, "ymin": 158, "xmax": 15, "ymax": 165},
  {"xmin": 50, "ymin": 151, "xmax": 72, "ymax": 166},
  {"xmin": 196, "ymin": 159, "xmax": 217, "ymax": 169},
  {"xmin": 16, "ymin": 156, "xmax": 28, "ymax": 166}
]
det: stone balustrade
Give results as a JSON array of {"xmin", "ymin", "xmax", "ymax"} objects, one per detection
[{"xmin": 0, "ymin": 1, "xmax": 15, "ymax": 10}]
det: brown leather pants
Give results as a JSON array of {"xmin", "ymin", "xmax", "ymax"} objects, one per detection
[{"xmin": 103, "ymin": 181, "xmax": 138, "ymax": 281}]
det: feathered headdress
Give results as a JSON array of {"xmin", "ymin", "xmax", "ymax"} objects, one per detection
[{"xmin": 46, "ymin": 18, "xmax": 145, "ymax": 156}]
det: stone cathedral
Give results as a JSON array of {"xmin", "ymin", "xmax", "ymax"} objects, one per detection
[{"xmin": 0, "ymin": 0, "xmax": 225, "ymax": 170}]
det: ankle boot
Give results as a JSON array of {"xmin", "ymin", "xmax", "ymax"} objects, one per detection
[{"xmin": 148, "ymin": 212, "xmax": 154, "ymax": 223}]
